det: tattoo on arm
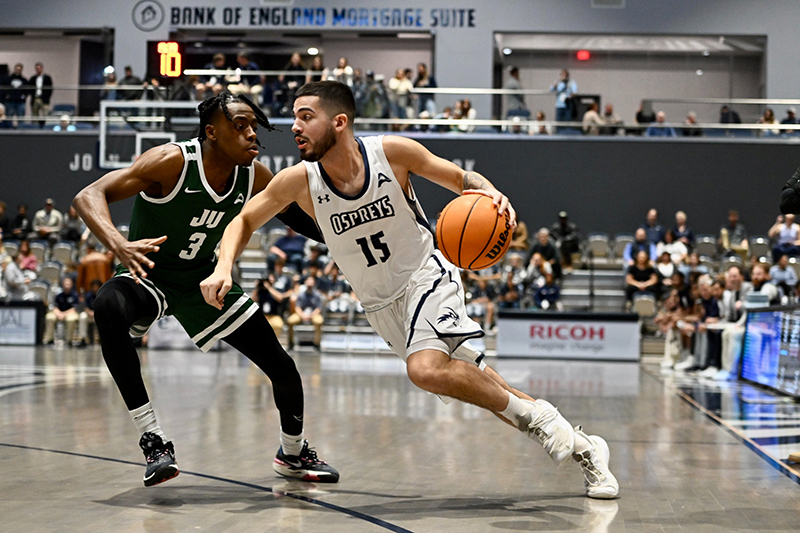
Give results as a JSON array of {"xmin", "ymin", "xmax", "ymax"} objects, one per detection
[{"xmin": 463, "ymin": 171, "xmax": 491, "ymax": 191}]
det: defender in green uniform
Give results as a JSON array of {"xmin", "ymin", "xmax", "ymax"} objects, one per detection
[{"xmin": 74, "ymin": 92, "xmax": 338, "ymax": 487}]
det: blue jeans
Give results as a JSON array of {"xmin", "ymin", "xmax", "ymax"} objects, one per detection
[
  {"xmin": 555, "ymin": 107, "xmax": 571, "ymax": 122},
  {"xmin": 6, "ymin": 101, "xmax": 25, "ymax": 118}
]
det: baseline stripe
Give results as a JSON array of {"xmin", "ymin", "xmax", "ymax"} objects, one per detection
[
  {"xmin": 0, "ymin": 442, "xmax": 414, "ymax": 533},
  {"xmin": 191, "ymin": 294, "xmax": 250, "ymax": 343}
]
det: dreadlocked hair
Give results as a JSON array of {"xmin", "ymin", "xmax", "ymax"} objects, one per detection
[{"xmin": 197, "ymin": 91, "xmax": 277, "ymax": 149}]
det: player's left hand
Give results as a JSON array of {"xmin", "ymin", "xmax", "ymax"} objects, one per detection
[{"xmin": 463, "ymin": 189, "xmax": 517, "ymax": 230}]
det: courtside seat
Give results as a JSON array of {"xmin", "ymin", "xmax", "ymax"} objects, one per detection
[{"xmin": 694, "ymin": 235, "xmax": 718, "ymax": 259}]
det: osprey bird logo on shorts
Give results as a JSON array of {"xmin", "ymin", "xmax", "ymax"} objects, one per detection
[{"xmin": 437, "ymin": 307, "xmax": 460, "ymax": 325}]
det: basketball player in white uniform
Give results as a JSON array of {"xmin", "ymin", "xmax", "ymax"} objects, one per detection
[{"xmin": 202, "ymin": 81, "xmax": 619, "ymax": 499}]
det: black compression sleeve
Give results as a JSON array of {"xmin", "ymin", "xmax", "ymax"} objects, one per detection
[
  {"xmin": 275, "ymin": 202, "xmax": 325, "ymax": 243},
  {"xmin": 780, "ymin": 166, "xmax": 800, "ymax": 214}
]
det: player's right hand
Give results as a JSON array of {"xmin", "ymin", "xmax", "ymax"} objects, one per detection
[
  {"xmin": 115, "ymin": 235, "xmax": 167, "ymax": 283},
  {"xmin": 200, "ymin": 268, "xmax": 232, "ymax": 310}
]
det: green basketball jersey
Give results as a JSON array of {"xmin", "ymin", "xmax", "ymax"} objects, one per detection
[{"xmin": 128, "ymin": 138, "xmax": 254, "ymax": 283}]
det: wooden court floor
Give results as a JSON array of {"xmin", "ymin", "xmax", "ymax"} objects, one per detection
[{"xmin": 1, "ymin": 345, "xmax": 799, "ymax": 533}]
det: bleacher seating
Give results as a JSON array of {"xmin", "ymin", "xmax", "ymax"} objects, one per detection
[
  {"xmin": 749, "ymin": 236, "xmax": 771, "ymax": 260},
  {"xmin": 694, "ymin": 235, "xmax": 718, "ymax": 259},
  {"xmin": 29, "ymin": 241, "xmax": 48, "ymax": 263}
]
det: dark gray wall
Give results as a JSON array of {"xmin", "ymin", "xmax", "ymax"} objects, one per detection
[{"xmin": 1, "ymin": 131, "xmax": 794, "ymax": 241}]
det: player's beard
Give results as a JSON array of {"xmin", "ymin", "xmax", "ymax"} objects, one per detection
[{"xmin": 300, "ymin": 126, "xmax": 336, "ymax": 162}]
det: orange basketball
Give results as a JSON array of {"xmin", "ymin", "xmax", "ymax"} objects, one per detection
[{"xmin": 436, "ymin": 194, "xmax": 512, "ymax": 270}]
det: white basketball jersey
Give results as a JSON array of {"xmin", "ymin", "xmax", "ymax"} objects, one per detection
[{"xmin": 304, "ymin": 136, "xmax": 434, "ymax": 310}]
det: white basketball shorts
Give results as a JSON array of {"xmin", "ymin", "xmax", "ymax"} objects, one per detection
[{"xmin": 365, "ymin": 250, "xmax": 487, "ymax": 367}]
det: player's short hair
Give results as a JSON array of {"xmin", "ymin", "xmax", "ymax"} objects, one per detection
[
  {"xmin": 197, "ymin": 91, "xmax": 275, "ymax": 147},
  {"xmin": 295, "ymin": 81, "xmax": 355, "ymax": 127}
]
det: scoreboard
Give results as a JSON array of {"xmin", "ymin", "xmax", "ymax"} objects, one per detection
[{"xmin": 146, "ymin": 41, "xmax": 185, "ymax": 78}]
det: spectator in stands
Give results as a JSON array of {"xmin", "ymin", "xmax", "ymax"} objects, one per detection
[
  {"xmin": 253, "ymin": 273, "xmax": 288, "ymax": 337},
  {"xmin": 269, "ymin": 227, "xmax": 306, "ymax": 273},
  {"xmin": 623, "ymin": 228, "xmax": 657, "ymax": 266},
  {"xmin": 119, "ymin": 66, "xmax": 143, "ymax": 101},
  {"xmin": 32, "ymin": 198, "xmax": 63, "ymax": 247},
  {"xmin": 720, "ymin": 265, "xmax": 752, "ymax": 323},
  {"xmin": 769, "ymin": 253, "xmax": 798, "ymax": 297},
  {"xmin": 77, "ymin": 278, "xmax": 102, "ymax": 346},
  {"xmin": 769, "ymin": 213, "xmax": 800, "ymax": 261},
  {"xmin": 361, "ymin": 70, "xmax": 390, "ymax": 124},
  {"xmin": 332, "ymin": 57, "xmax": 354, "ymax": 87},
  {"xmin": 720, "ymin": 105, "xmax": 741, "ymax": 124},
  {"xmin": 280, "ymin": 52, "xmax": 306, "ymax": 96},
  {"xmin": 708, "ymin": 265, "xmax": 753, "ymax": 378},
  {"xmin": 633, "ymin": 100, "xmax": 656, "ymax": 136},
  {"xmin": 599, "ymin": 103, "xmax": 622, "ymax": 135},
  {"xmin": 28, "ymin": 62, "xmax": 53, "ymax": 127},
  {"xmin": 388, "ymin": 68, "xmax": 413, "ymax": 125},
  {"xmin": 504, "ymin": 66, "xmax": 527, "ymax": 116},
  {"xmin": 324, "ymin": 262, "xmax": 352, "ymax": 300},
  {"xmin": 52, "ymin": 114, "xmax": 76, "ymax": 132},
  {"xmin": 503, "ymin": 253, "xmax": 527, "ymax": 287},
  {"xmin": 581, "ymin": 102, "xmax": 604, "ymax": 135},
  {"xmin": 11, "ymin": 203, "xmax": 30, "ymax": 239},
  {"xmin": 671, "ymin": 271, "xmax": 693, "ymax": 310},
  {"xmin": 43, "ymin": 276, "xmax": 80, "ymax": 345},
  {"xmin": 497, "ymin": 270, "xmax": 522, "ymax": 310},
  {"xmin": 672, "ymin": 210, "xmax": 695, "ymax": 251},
  {"xmin": 781, "ymin": 107, "xmax": 799, "ymax": 134},
  {"xmin": 625, "ymin": 250, "xmax": 659, "ymax": 305},
  {"xmin": 655, "ymin": 288, "xmax": 683, "ymax": 367},
  {"xmin": 719, "ymin": 209, "xmax": 749, "ymax": 259},
  {"xmin": 195, "ymin": 53, "xmax": 227, "ymax": 98},
  {"xmin": 76, "ymin": 242, "xmax": 113, "ymax": 295},
  {"xmin": 682, "ymin": 111, "xmax": 703, "ymax": 137},
  {"xmin": 657, "ymin": 229, "xmax": 688, "ymax": 265},
  {"xmin": 100, "ymin": 71, "xmax": 118, "ymax": 101},
  {"xmin": 509, "ymin": 220, "xmax": 530, "ymax": 252},
  {"xmin": 550, "ymin": 211, "xmax": 579, "ymax": 272},
  {"xmin": 60, "ymin": 205, "xmax": 85, "ymax": 244},
  {"xmin": 758, "ymin": 108, "xmax": 780, "ymax": 136},
  {"xmin": 549, "ymin": 69, "xmax": 576, "ymax": 123},
  {"xmin": 534, "ymin": 272, "xmax": 561, "ymax": 311},
  {"xmin": 525, "ymin": 252, "xmax": 551, "ymax": 289},
  {"xmin": 456, "ymin": 99, "xmax": 477, "ymax": 133},
  {"xmin": 466, "ymin": 277, "xmax": 496, "ymax": 328},
  {"xmin": 751, "ymin": 263, "xmax": 780, "ymax": 305},
  {"xmin": 642, "ymin": 208, "xmax": 666, "ymax": 245},
  {"xmin": 679, "ymin": 252, "xmax": 709, "ymax": 282},
  {"xmin": 529, "ymin": 227, "xmax": 561, "ymax": 279},
  {"xmin": 17, "ymin": 239, "xmax": 37, "ymax": 274},
  {"xmin": 3, "ymin": 63, "xmax": 28, "ymax": 125},
  {"xmin": 1, "ymin": 253, "xmax": 28, "ymax": 301},
  {"xmin": 689, "ymin": 277, "xmax": 722, "ymax": 374},
  {"xmin": 655, "ymin": 251, "xmax": 678, "ymax": 296},
  {"xmin": 228, "ymin": 52, "xmax": 262, "ymax": 96},
  {"xmin": 305, "ymin": 55, "xmax": 328, "ymax": 84},
  {"xmin": 529, "ymin": 110, "xmax": 552, "ymax": 136},
  {"xmin": 414, "ymin": 62, "xmax": 437, "ymax": 116},
  {"xmin": 0, "ymin": 201, "xmax": 9, "ymax": 235},
  {"xmin": 646, "ymin": 111, "xmax": 677, "ymax": 137},
  {"xmin": 0, "ymin": 103, "xmax": 10, "ymax": 129},
  {"xmin": 287, "ymin": 275, "xmax": 324, "ymax": 348}
]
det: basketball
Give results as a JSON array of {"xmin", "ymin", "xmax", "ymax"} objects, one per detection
[{"xmin": 436, "ymin": 194, "xmax": 511, "ymax": 270}]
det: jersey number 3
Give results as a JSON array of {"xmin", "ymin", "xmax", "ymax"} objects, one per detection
[
  {"xmin": 356, "ymin": 231, "xmax": 391, "ymax": 267},
  {"xmin": 179, "ymin": 209, "xmax": 222, "ymax": 260}
]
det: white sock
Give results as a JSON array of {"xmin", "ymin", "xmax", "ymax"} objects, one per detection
[
  {"xmin": 497, "ymin": 391, "xmax": 530, "ymax": 427},
  {"xmin": 280, "ymin": 428, "xmax": 304, "ymax": 457},
  {"xmin": 129, "ymin": 402, "xmax": 167, "ymax": 441}
]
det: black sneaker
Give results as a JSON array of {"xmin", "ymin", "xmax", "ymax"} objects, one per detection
[
  {"xmin": 139, "ymin": 432, "xmax": 180, "ymax": 487},
  {"xmin": 273, "ymin": 440, "xmax": 339, "ymax": 483}
]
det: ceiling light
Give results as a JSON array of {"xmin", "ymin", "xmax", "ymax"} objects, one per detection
[
  {"xmin": 502, "ymin": 47, "xmax": 512, "ymax": 55},
  {"xmin": 307, "ymin": 47, "xmax": 319, "ymax": 55},
  {"xmin": 696, "ymin": 69, "xmax": 703, "ymax": 75}
]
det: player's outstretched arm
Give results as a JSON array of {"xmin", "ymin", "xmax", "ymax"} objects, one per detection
[
  {"xmin": 201, "ymin": 164, "xmax": 308, "ymax": 309},
  {"xmin": 73, "ymin": 144, "xmax": 184, "ymax": 282},
  {"xmin": 382, "ymin": 135, "xmax": 516, "ymax": 229},
  {"xmin": 780, "ymin": 166, "xmax": 800, "ymax": 214}
]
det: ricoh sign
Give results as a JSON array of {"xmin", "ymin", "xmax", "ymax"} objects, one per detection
[{"xmin": 497, "ymin": 313, "xmax": 640, "ymax": 361}]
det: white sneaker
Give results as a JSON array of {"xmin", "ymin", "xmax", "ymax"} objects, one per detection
[
  {"xmin": 573, "ymin": 427, "xmax": 619, "ymax": 499},
  {"xmin": 699, "ymin": 366, "xmax": 719, "ymax": 378},
  {"xmin": 520, "ymin": 399, "xmax": 575, "ymax": 466},
  {"xmin": 673, "ymin": 356, "xmax": 695, "ymax": 371}
]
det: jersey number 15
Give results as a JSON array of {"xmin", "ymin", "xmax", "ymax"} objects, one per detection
[{"xmin": 356, "ymin": 231, "xmax": 391, "ymax": 267}]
